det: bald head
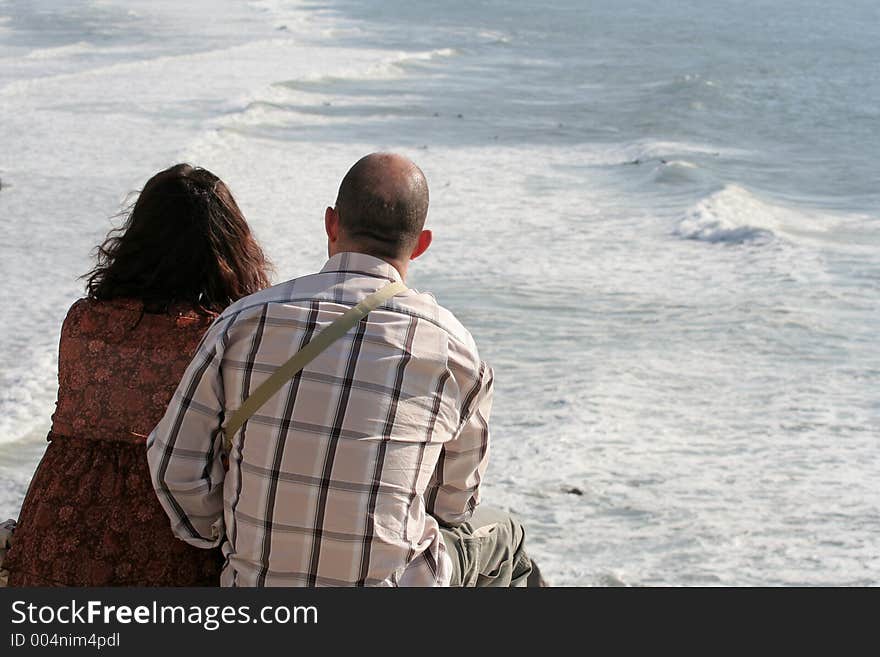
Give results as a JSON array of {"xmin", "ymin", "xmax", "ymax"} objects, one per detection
[{"xmin": 333, "ymin": 153, "xmax": 429, "ymax": 260}]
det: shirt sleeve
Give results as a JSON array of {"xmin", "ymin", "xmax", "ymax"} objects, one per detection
[
  {"xmin": 426, "ymin": 359, "xmax": 493, "ymax": 527},
  {"xmin": 146, "ymin": 315, "xmax": 232, "ymax": 548}
]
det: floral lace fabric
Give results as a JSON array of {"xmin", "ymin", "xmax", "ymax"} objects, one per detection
[{"xmin": 6, "ymin": 298, "xmax": 223, "ymax": 586}]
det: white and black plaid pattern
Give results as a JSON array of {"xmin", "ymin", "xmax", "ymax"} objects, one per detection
[{"xmin": 147, "ymin": 253, "xmax": 493, "ymax": 587}]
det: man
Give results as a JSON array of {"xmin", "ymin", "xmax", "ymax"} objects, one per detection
[{"xmin": 147, "ymin": 152, "xmax": 533, "ymax": 587}]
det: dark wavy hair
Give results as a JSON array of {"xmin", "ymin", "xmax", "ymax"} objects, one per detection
[{"xmin": 84, "ymin": 164, "xmax": 271, "ymax": 314}]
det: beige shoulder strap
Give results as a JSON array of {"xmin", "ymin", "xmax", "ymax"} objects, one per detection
[{"xmin": 223, "ymin": 281, "xmax": 406, "ymax": 453}]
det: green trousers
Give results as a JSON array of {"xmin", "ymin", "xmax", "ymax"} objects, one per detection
[{"xmin": 440, "ymin": 506, "xmax": 533, "ymax": 587}]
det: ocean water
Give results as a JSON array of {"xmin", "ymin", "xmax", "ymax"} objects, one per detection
[{"xmin": 0, "ymin": 0, "xmax": 878, "ymax": 586}]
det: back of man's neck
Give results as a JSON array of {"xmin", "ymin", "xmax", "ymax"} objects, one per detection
[{"xmin": 331, "ymin": 247, "xmax": 408, "ymax": 280}]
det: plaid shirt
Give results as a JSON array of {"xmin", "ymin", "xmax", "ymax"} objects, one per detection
[{"xmin": 147, "ymin": 252, "xmax": 493, "ymax": 586}]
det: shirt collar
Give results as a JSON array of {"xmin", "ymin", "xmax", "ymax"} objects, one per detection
[{"xmin": 320, "ymin": 251, "xmax": 404, "ymax": 283}]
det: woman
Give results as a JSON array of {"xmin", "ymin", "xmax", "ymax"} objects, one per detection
[{"xmin": 5, "ymin": 164, "xmax": 271, "ymax": 586}]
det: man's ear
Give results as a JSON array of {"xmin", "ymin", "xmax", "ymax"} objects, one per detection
[
  {"xmin": 409, "ymin": 229, "xmax": 432, "ymax": 261},
  {"xmin": 325, "ymin": 206, "xmax": 339, "ymax": 243}
]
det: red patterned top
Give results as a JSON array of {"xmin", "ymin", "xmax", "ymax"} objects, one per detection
[{"xmin": 6, "ymin": 298, "xmax": 223, "ymax": 586}]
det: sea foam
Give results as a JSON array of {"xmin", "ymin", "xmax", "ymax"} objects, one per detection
[{"xmin": 672, "ymin": 184, "xmax": 848, "ymax": 245}]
